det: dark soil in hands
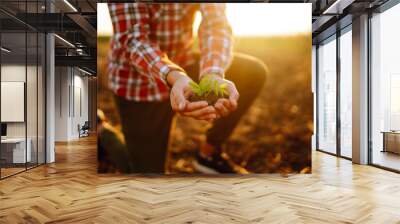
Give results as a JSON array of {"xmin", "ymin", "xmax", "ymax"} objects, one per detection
[{"xmin": 189, "ymin": 93, "xmax": 228, "ymax": 106}]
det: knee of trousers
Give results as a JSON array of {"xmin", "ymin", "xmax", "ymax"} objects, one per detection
[
  {"xmin": 243, "ymin": 57, "xmax": 268, "ymax": 91},
  {"xmin": 254, "ymin": 58, "xmax": 268, "ymax": 86}
]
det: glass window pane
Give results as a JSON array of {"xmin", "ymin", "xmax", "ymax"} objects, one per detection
[
  {"xmin": 26, "ymin": 0, "xmax": 40, "ymax": 169},
  {"xmin": 0, "ymin": 0, "xmax": 46, "ymax": 179},
  {"xmin": 1, "ymin": 31, "xmax": 27, "ymax": 177},
  {"xmin": 371, "ymin": 3, "xmax": 400, "ymax": 171},
  {"xmin": 340, "ymin": 29, "xmax": 352, "ymax": 158},
  {"xmin": 318, "ymin": 36, "xmax": 337, "ymax": 154}
]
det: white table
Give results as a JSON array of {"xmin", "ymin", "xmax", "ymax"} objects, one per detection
[{"xmin": 1, "ymin": 138, "xmax": 31, "ymax": 163}]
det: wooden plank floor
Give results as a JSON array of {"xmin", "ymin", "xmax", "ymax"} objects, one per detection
[{"xmin": 0, "ymin": 136, "xmax": 400, "ymax": 224}]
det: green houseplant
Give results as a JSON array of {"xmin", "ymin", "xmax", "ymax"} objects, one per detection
[{"xmin": 189, "ymin": 77, "xmax": 229, "ymax": 105}]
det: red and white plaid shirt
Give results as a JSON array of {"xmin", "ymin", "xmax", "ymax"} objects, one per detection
[{"xmin": 107, "ymin": 3, "xmax": 233, "ymax": 101}]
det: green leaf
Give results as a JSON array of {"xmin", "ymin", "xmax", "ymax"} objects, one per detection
[
  {"xmin": 189, "ymin": 81, "xmax": 200, "ymax": 90},
  {"xmin": 222, "ymin": 89, "xmax": 229, "ymax": 96},
  {"xmin": 205, "ymin": 80, "xmax": 212, "ymax": 91},
  {"xmin": 199, "ymin": 77, "xmax": 209, "ymax": 87},
  {"xmin": 219, "ymin": 83, "xmax": 227, "ymax": 89},
  {"xmin": 211, "ymin": 80, "xmax": 217, "ymax": 95},
  {"xmin": 193, "ymin": 89, "xmax": 202, "ymax": 96},
  {"xmin": 190, "ymin": 81, "xmax": 204, "ymax": 96}
]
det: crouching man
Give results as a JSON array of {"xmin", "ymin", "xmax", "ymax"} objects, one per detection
[{"xmin": 108, "ymin": 3, "xmax": 267, "ymax": 173}]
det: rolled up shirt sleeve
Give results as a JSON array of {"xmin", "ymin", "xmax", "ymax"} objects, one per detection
[
  {"xmin": 108, "ymin": 3, "xmax": 185, "ymax": 82},
  {"xmin": 198, "ymin": 3, "xmax": 233, "ymax": 79}
]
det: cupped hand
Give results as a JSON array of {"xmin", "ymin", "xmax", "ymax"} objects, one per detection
[
  {"xmin": 168, "ymin": 71, "xmax": 218, "ymax": 121},
  {"xmin": 202, "ymin": 74, "xmax": 239, "ymax": 117}
]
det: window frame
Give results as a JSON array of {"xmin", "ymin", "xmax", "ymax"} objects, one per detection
[{"xmin": 315, "ymin": 23, "xmax": 353, "ymax": 160}]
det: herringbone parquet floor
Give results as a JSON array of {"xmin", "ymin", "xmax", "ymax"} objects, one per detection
[{"xmin": 1, "ymin": 136, "xmax": 400, "ymax": 224}]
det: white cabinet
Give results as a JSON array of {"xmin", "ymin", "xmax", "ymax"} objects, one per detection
[{"xmin": 1, "ymin": 138, "xmax": 32, "ymax": 163}]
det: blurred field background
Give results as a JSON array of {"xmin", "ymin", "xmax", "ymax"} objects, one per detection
[{"xmin": 98, "ymin": 34, "xmax": 312, "ymax": 174}]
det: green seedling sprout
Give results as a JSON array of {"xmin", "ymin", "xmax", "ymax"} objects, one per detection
[{"xmin": 189, "ymin": 77, "xmax": 229, "ymax": 98}]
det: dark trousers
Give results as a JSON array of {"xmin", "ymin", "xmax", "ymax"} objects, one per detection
[{"xmin": 116, "ymin": 53, "xmax": 267, "ymax": 173}]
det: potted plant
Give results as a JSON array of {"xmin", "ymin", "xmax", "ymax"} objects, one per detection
[{"xmin": 189, "ymin": 77, "xmax": 229, "ymax": 105}]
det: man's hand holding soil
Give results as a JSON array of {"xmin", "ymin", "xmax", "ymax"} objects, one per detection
[
  {"xmin": 201, "ymin": 74, "xmax": 239, "ymax": 118},
  {"xmin": 168, "ymin": 70, "xmax": 217, "ymax": 121},
  {"xmin": 167, "ymin": 71, "xmax": 239, "ymax": 121}
]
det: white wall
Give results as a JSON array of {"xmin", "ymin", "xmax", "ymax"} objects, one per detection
[
  {"xmin": 1, "ymin": 64, "xmax": 46, "ymax": 163},
  {"xmin": 55, "ymin": 66, "xmax": 69, "ymax": 141},
  {"xmin": 1, "ymin": 65, "xmax": 34, "ymax": 138},
  {"xmin": 54, "ymin": 67, "xmax": 89, "ymax": 141},
  {"xmin": 1, "ymin": 65, "xmax": 26, "ymax": 142},
  {"xmin": 72, "ymin": 73, "xmax": 89, "ymax": 138}
]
